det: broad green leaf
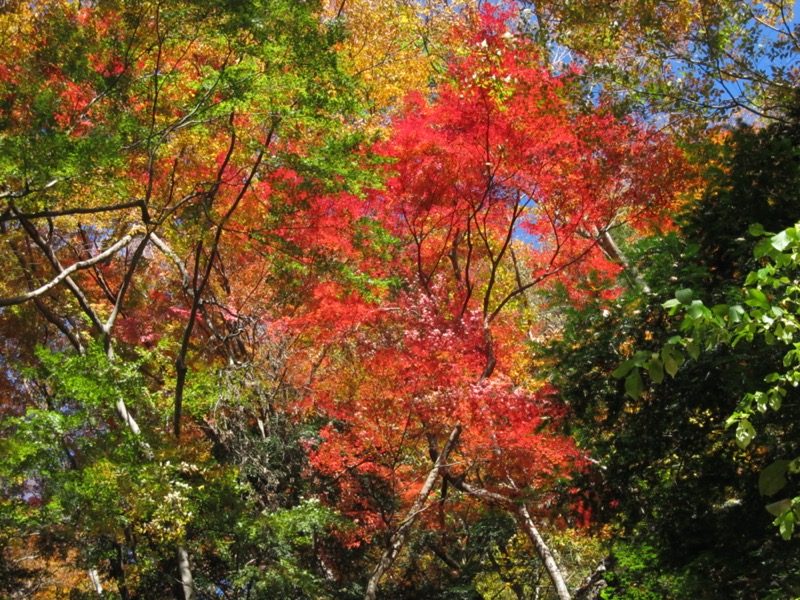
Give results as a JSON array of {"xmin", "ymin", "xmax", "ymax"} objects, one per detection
[
  {"xmin": 735, "ymin": 419, "xmax": 755, "ymax": 449},
  {"xmin": 759, "ymin": 460, "xmax": 790, "ymax": 497},
  {"xmin": 663, "ymin": 354, "xmax": 679, "ymax": 377},
  {"xmin": 728, "ymin": 305, "xmax": 745, "ymax": 323},
  {"xmin": 766, "ymin": 498, "xmax": 792, "ymax": 517},
  {"xmin": 612, "ymin": 360, "xmax": 637, "ymax": 379},
  {"xmin": 768, "ymin": 389, "xmax": 783, "ymax": 411},
  {"xmin": 662, "ymin": 346, "xmax": 683, "ymax": 377},
  {"xmin": 748, "ymin": 223, "xmax": 766, "ymax": 236},
  {"xmin": 755, "ymin": 237, "xmax": 776, "ymax": 259},
  {"xmin": 725, "ymin": 411, "xmax": 750, "ymax": 429},
  {"xmin": 675, "ymin": 288, "xmax": 693, "ymax": 305},
  {"xmin": 646, "ymin": 358, "xmax": 664, "ymax": 384},
  {"xmin": 753, "ymin": 390, "xmax": 768, "ymax": 412},
  {"xmin": 625, "ymin": 369, "xmax": 643, "ymax": 400},
  {"xmin": 712, "ymin": 304, "xmax": 730, "ymax": 318},
  {"xmin": 771, "ymin": 230, "xmax": 792, "ymax": 252},
  {"xmin": 746, "ymin": 288, "xmax": 769, "ymax": 309},
  {"xmin": 687, "ymin": 301, "xmax": 705, "ymax": 320},
  {"xmin": 662, "ymin": 298, "xmax": 681, "ymax": 309},
  {"xmin": 778, "ymin": 510, "xmax": 796, "ymax": 540}
]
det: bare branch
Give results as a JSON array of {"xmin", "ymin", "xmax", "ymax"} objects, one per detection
[
  {"xmin": 0, "ymin": 234, "xmax": 133, "ymax": 307},
  {"xmin": 174, "ymin": 115, "xmax": 274, "ymax": 438},
  {"xmin": 12, "ymin": 212, "xmax": 106, "ymax": 332},
  {"xmin": 150, "ymin": 233, "xmax": 190, "ymax": 291},
  {"xmin": 0, "ymin": 199, "xmax": 150, "ymax": 224}
]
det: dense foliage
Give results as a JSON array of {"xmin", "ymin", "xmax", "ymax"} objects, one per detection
[{"xmin": 0, "ymin": 1, "xmax": 798, "ymax": 599}]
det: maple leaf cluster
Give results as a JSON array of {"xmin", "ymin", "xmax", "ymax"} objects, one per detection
[{"xmin": 282, "ymin": 5, "xmax": 692, "ymax": 549}]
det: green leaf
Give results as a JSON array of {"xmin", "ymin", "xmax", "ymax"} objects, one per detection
[
  {"xmin": 686, "ymin": 339, "xmax": 701, "ymax": 360},
  {"xmin": 624, "ymin": 369, "xmax": 643, "ymax": 400},
  {"xmin": 675, "ymin": 288, "xmax": 693, "ymax": 305},
  {"xmin": 753, "ymin": 390, "xmax": 768, "ymax": 412},
  {"xmin": 687, "ymin": 300, "xmax": 705, "ymax": 320},
  {"xmin": 662, "ymin": 298, "xmax": 681, "ymax": 309},
  {"xmin": 746, "ymin": 288, "xmax": 769, "ymax": 309},
  {"xmin": 663, "ymin": 354, "xmax": 678, "ymax": 377},
  {"xmin": 766, "ymin": 498, "xmax": 792, "ymax": 517},
  {"xmin": 759, "ymin": 460, "xmax": 790, "ymax": 497},
  {"xmin": 612, "ymin": 360, "xmax": 637, "ymax": 379},
  {"xmin": 735, "ymin": 419, "xmax": 755, "ymax": 449},
  {"xmin": 768, "ymin": 389, "xmax": 783, "ymax": 411},
  {"xmin": 771, "ymin": 230, "xmax": 792, "ymax": 252},
  {"xmin": 646, "ymin": 358, "xmax": 665, "ymax": 384},
  {"xmin": 728, "ymin": 305, "xmax": 745, "ymax": 323},
  {"xmin": 748, "ymin": 223, "xmax": 766, "ymax": 236},
  {"xmin": 661, "ymin": 346, "xmax": 683, "ymax": 377},
  {"xmin": 778, "ymin": 510, "xmax": 796, "ymax": 540},
  {"xmin": 712, "ymin": 303, "xmax": 730, "ymax": 318},
  {"xmin": 755, "ymin": 237, "xmax": 775, "ymax": 259}
]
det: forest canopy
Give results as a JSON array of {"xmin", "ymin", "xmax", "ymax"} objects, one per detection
[{"xmin": 0, "ymin": 1, "xmax": 798, "ymax": 599}]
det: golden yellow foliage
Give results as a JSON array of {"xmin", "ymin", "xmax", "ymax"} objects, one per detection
[{"xmin": 325, "ymin": 0, "xmax": 468, "ymax": 128}]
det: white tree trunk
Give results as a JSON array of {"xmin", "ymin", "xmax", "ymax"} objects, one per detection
[
  {"xmin": 115, "ymin": 398, "xmax": 141, "ymax": 436},
  {"xmin": 444, "ymin": 477, "xmax": 572, "ymax": 600},
  {"xmin": 177, "ymin": 545, "xmax": 195, "ymax": 600},
  {"xmin": 364, "ymin": 426, "xmax": 462, "ymax": 600},
  {"xmin": 88, "ymin": 568, "xmax": 103, "ymax": 595},
  {"xmin": 515, "ymin": 503, "xmax": 571, "ymax": 600}
]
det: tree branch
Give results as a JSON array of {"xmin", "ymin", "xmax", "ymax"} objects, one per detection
[
  {"xmin": 439, "ymin": 472, "xmax": 572, "ymax": 600},
  {"xmin": 0, "ymin": 234, "xmax": 133, "ymax": 307},
  {"xmin": 0, "ymin": 199, "xmax": 150, "ymax": 224},
  {"xmin": 12, "ymin": 211, "xmax": 106, "ymax": 332},
  {"xmin": 173, "ymin": 115, "xmax": 273, "ymax": 438},
  {"xmin": 364, "ymin": 425, "xmax": 462, "ymax": 600}
]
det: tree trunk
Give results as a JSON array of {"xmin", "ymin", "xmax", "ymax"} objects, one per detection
[
  {"xmin": 596, "ymin": 229, "xmax": 650, "ymax": 294},
  {"xmin": 364, "ymin": 426, "xmax": 462, "ymax": 600},
  {"xmin": 88, "ymin": 568, "xmax": 103, "ymax": 595},
  {"xmin": 515, "ymin": 503, "xmax": 571, "ymax": 600},
  {"xmin": 441, "ymin": 475, "xmax": 572, "ymax": 600},
  {"xmin": 110, "ymin": 542, "xmax": 130, "ymax": 600},
  {"xmin": 574, "ymin": 557, "xmax": 611, "ymax": 600},
  {"xmin": 177, "ymin": 545, "xmax": 195, "ymax": 600},
  {"xmin": 115, "ymin": 398, "xmax": 141, "ymax": 436}
]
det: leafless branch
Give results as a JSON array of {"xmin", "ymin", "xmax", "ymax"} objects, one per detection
[{"xmin": 0, "ymin": 234, "xmax": 133, "ymax": 307}]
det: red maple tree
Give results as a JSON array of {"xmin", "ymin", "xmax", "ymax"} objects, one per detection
[{"xmin": 291, "ymin": 6, "xmax": 691, "ymax": 598}]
